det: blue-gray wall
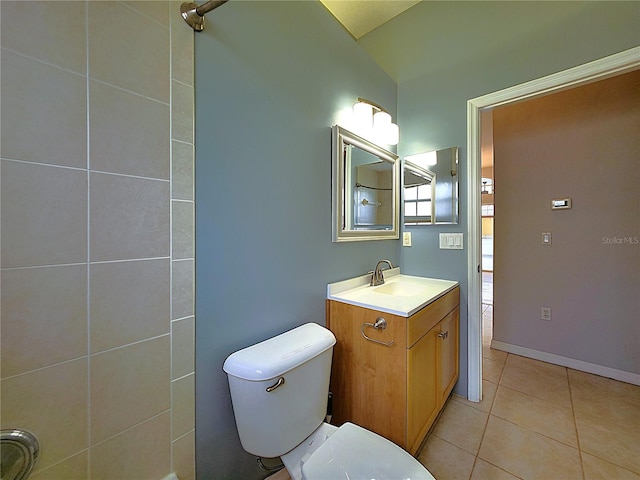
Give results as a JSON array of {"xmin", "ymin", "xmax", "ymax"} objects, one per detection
[
  {"xmin": 194, "ymin": 2, "xmax": 397, "ymax": 478},
  {"xmin": 359, "ymin": 0, "xmax": 640, "ymax": 396}
]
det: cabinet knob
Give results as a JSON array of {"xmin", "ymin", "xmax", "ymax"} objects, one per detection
[{"xmin": 438, "ymin": 331, "xmax": 449, "ymax": 339}]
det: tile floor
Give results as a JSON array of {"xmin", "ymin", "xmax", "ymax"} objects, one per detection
[{"xmin": 416, "ymin": 293, "xmax": 640, "ymax": 480}]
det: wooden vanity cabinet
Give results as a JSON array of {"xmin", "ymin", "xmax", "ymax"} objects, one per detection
[{"xmin": 327, "ymin": 286, "xmax": 459, "ymax": 455}]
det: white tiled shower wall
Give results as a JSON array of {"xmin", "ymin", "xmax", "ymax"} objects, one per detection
[{"xmin": 1, "ymin": 2, "xmax": 195, "ymax": 478}]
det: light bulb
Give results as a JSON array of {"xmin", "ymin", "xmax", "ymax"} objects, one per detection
[
  {"xmin": 353, "ymin": 102, "xmax": 373, "ymax": 131},
  {"xmin": 373, "ymin": 111, "xmax": 391, "ymax": 130},
  {"xmin": 386, "ymin": 122, "xmax": 399, "ymax": 145}
]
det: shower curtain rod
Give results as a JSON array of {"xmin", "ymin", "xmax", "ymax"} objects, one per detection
[{"xmin": 180, "ymin": 0, "xmax": 229, "ymax": 32}]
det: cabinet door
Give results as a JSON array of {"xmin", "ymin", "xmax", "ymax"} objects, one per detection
[
  {"xmin": 407, "ymin": 328, "xmax": 438, "ymax": 454},
  {"xmin": 327, "ymin": 301, "xmax": 407, "ymax": 448},
  {"xmin": 438, "ymin": 307, "xmax": 459, "ymax": 406}
]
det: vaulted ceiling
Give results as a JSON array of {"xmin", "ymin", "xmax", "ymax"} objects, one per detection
[{"xmin": 320, "ymin": 0, "xmax": 421, "ymax": 39}]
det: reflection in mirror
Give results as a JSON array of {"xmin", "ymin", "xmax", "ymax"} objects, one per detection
[
  {"xmin": 332, "ymin": 125, "xmax": 400, "ymax": 242},
  {"xmin": 403, "ymin": 162, "xmax": 435, "ymax": 225},
  {"xmin": 403, "ymin": 147, "xmax": 459, "ymax": 225}
]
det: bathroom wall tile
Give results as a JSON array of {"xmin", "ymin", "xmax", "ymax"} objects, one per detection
[
  {"xmin": 478, "ymin": 415, "xmax": 582, "ymax": 479},
  {"xmin": 171, "ymin": 1, "xmax": 194, "ymax": 86},
  {"xmin": 90, "ymin": 172, "xmax": 169, "ymax": 262},
  {"xmin": 172, "ymin": 200, "xmax": 195, "ymax": 259},
  {"xmin": 90, "ymin": 336, "xmax": 170, "ymax": 443},
  {"xmin": 431, "ymin": 398, "xmax": 488, "ymax": 455},
  {"xmin": 1, "ymin": 0, "xmax": 193, "ymax": 478},
  {"xmin": 172, "ymin": 430, "xmax": 195, "ymax": 480},
  {"xmin": 172, "ymin": 259, "xmax": 194, "ymax": 320},
  {"xmin": 491, "ymin": 385, "xmax": 578, "ymax": 447},
  {"xmin": 91, "ymin": 413, "xmax": 171, "ymax": 480},
  {"xmin": 582, "ymin": 453, "xmax": 640, "ymax": 480},
  {"xmin": 172, "ymin": 316, "xmax": 195, "ymax": 379},
  {"xmin": 124, "ymin": 1, "xmax": 170, "ymax": 27},
  {"xmin": 88, "ymin": 2, "xmax": 169, "ymax": 102},
  {"xmin": 30, "ymin": 451, "xmax": 88, "ymax": 480},
  {"xmin": 1, "ymin": 264, "xmax": 87, "ymax": 378},
  {"xmin": 172, "ymin": 80, "xmax": 194, "ymax": 143},
  {"xmin": 1, "ymin": 160, "xmax": 87, "ymax": 268},
  {"xmin": 0, "ymin": 1, "xmax": 86, "ymax": 74},
  {"xmin": 172, "ymin": 140, "xmax": 194, "ymax": 200},
  {"xmin": 89, "ymin": 81, "xmax": 170, "ymax": 179},
  {"xmin": 90, "ymin": 259, "xmax": 170, "ymax": 353},
  {"xmin": 417, "ymin": 435, "xmax": 476, "ymax": 480},
  {"xmin": 0, "ymin": 51, "xmax": 87, "ymax": 168},
  {"xmin": 172, "ymin": 373, "xmax": 195, "ymax": 439},
  {"xmin": 0, "ymin": 359, "xmax": 88, "ymax": 471}
]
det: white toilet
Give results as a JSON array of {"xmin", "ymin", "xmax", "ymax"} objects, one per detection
[{"xmin": 223, "ymin": 322, "xmax": 436, "ymax": 480}]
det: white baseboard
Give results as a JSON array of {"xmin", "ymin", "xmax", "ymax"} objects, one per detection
[{"xmin": 490, "ymin": 340, "xmax": 640, "ymax": 386}]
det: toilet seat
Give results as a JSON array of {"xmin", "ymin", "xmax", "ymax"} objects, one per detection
[{"xmin": 301, "ymin": 422, "xmax": 435, "ymax": 480}]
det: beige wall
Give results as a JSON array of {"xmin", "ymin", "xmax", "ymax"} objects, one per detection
[
  {"xmin": 1, "ymin": 2, "xmax": 195, "ymax": 478},
  {"xmin": 492, "ymin": 70, "xmax": 640, "ymax": 375}
]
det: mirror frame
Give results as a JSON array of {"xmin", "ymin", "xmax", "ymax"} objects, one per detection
[{"xmin": 332, "ymin": 125, "xmax": 400, "ymax": 242}]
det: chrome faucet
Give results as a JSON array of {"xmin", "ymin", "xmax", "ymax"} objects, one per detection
[{"xmin": 369, "ymin": 259, "xmax": 394, "ymax": 286}]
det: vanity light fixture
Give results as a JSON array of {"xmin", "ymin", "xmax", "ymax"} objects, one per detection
[{"xmin": 352, "ymin": 98, "xmax": 399, "ymax": 146}]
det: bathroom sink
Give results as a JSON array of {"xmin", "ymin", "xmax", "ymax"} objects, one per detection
[
  {"xmin": 327, "ymin": 268, "xmax": 458, "ymax": 317},
  {"xmin": 373, "ymin": 281, "xmax": 430, "ymax": 297}
]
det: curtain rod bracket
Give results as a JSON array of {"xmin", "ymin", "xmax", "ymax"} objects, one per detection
[{"xmin": 181, "ymin": 0, "xmax": 229, "ymax": 32}]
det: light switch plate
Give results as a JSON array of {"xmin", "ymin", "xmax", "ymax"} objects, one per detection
[
  {"xmin": 439, "ymin": 233, "xmax": 463, "ymax": 250},
  {"xmin": 403, "ymin": 232, "xmax": 412, "ymax": 247}
]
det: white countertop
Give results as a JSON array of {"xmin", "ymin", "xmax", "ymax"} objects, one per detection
[{"xmin": 327, "ymin": 268, "xmax": 458, "ymax": 317}]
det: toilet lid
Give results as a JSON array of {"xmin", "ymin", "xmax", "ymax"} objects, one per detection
[{"xmin": 301, "ymin": 422, "xmax": 435, "ymax": 480}]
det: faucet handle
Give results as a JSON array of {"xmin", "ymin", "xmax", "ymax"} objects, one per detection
[{"xmin": 368, "ymin": 270, "xmax": 375, "ymax": 286}]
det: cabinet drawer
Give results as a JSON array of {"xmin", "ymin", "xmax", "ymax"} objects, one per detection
[{"xmin": 407, "ymin": 286, "xmax": 459, "ymax": 348}]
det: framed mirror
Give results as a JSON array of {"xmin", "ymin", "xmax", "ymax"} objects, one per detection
[
  {"xmin": 403, "ymin": 147, "xmax": 459, "ymax": 225},
  {"xmin": 403, "ymin": 162, "xmax": 435, "ymax": 225},
  {"xmin": 332, "ymin": 125, "xmax": 400, "ymax": 242}
]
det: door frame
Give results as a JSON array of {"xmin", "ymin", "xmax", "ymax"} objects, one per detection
[{"xmin": 465, "ymin": 46, "xmax": 640, "ymax": 402}]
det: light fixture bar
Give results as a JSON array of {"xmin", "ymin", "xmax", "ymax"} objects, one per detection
[{"xmin": 357, "ymin": 97, "xmax": 389, "ymax": 114}]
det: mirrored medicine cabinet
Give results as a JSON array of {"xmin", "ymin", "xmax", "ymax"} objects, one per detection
[
  {"xmin": 331, "ymin": 125, "xmax": 400, "ymax": 242},
  {"xmin": 403, "ymin": 146, "xmax": 459, "ymax": 225}
]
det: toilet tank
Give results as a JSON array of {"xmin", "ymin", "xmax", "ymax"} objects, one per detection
[{"xmin": 223, "ymin": 323, "xmax": 336, "ymax": 458}]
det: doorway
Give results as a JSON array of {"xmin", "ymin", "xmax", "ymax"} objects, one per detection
[
  {"xmin": 465, "ymin": 47, "xmax": 640, "ymax": 403},
  {"xmin": 480, "ymin": 109, "xmax": 494, "ymax": 346}
]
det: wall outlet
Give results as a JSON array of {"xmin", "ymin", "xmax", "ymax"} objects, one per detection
[
  {"xmin": 541, "ymin": 307, "xmax": 551, "ymax": 321},
  {"xmin": 403, "ymin": 232, "xmax": 412, "ymax": 247}
]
